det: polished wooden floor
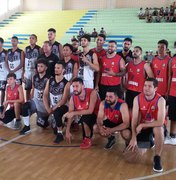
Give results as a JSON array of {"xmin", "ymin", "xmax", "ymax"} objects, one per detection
[{"xmin": 0, "ymin": 116, "xmax": 175, "ymax": 180}]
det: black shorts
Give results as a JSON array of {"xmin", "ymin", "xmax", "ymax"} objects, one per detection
[
  {"xmin": 168, "ymin": 95, "xmax": 176, "ymax": 121},
  {"xmin": 0, "ymin": 80, "xmax": 7, "ymax": 91},
  {"xmin": 137, "ymin": 128, "xmax": 154, "ymax": 148},
  {"xmin": 126, "ymin": 89, "xmax": 140, "ymax": 109},
  {"xmin": 103, "ymin": 119, "xmax": 122, "ymax": 128},
  {"xmin": 0, "ymin": 108, "xmax": 16, "ymax": 124}
]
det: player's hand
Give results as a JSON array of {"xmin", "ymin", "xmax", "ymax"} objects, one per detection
[
  {"xmin": 81, "ymin": 55, "xmax": 89, "ymax": 64},
  {"xmin": 46, "ymin": 108, "xmax": 53, "ymax": 115},
  {"xmin": 64, "ymin": 112, "xmax": 75, "ymax": 119},
  {"xmin": 65, "ymin": 130, "xmax": 72, "ymax": 144},
  {"xmin": 127, "ymin": 138, "xmax": 137, "ymax": 152},
  {"xmin": 136, "ymin": 124, "xmax": 143, "ymax": 135},
  {"xmin": 104, "ymin": 69, "xmax": 116, "ymax": 76}
]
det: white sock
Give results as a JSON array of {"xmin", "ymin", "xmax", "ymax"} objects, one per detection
[
  {"xmin": 23, "ymin": 116, "xmax": 30, "ymax": 126},
  {"xmin": 57, "ymin": 130, "xmax": 63, "ymax": 134}
]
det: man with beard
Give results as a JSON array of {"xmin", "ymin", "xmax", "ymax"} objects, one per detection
[
  {"xmin": 71, "ymin": 38, "xmax": 80, "ymax": 62},
  {"xmin": 64, "ymin": 78, "xmax": 100, "ymax": 149},
  {"xmin": 43, "ymin": 62, "xmax": 70, "ymax": 143},
  {"xmin": 20, "ymin": 59, "xmax": 49, "ymax": 134},
  {"xmin": 99, "ymin": 40, "xmax": 126, "ymax": 100},
  {"xmin": 38, "ymin": 41, "xmax": 59, "ymax": 78},
  {"xmin": 91, "ymin": 34, "xmax": 106, "ymax": 90},
  {"xmin": 117, "ymin": 38, "xmax": 133, "ymax": 64},
  {"xmin": 126, "ymin": 46, "xmax": 154, "ymax": 111},
  {"xmin": 97, "ymin": 88, "xmax": 131, "ymax": 150},
  {"xmin": 127, "ymin": 78, "xmax": 165, "ymax": 173},
  {"xmin": 63, "ymin": 43, "xmax": 78, "ymax": 82},
  {"xmin": 78, "ymin": 34, "xmax": 99, "ymax": 89},
  {"xmin": 47, "ymin": 28, "xmax": 63, "ymax": 60}
]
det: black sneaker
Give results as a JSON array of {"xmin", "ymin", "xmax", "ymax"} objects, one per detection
[
  {"xmin": 19, "ymin": 125, "xmax": 31, "ymax": 135},
  {"xmin": 54, "ymin": 133, "xmax": 64, "ymax": 144},
  {"xmin": 153, "ymin": 155, "xmax": 163, "ymax": 172},
  {"xmin": 104, "ymin": 136, "xmax": 115, "ymax": 150}
]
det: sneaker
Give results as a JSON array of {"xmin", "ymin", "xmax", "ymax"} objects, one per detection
[
  {"xmin": 19, "ymin": 126, "xmax": 31, "ymax": 135},
  {"xmin": 104, "ymin": 136, "xmax": 115, "ymax": 150},
  {"xmin": 54, "ymin": 133, "xmax": 64, "ymax": 144},
  {"xmin": 14, "ymin": 120, "xmax": 22, "ymax": 130},
  {"xmin": 80, "ymin": 137, "xmax": 92, "ymax": 149},
  {"xmin": 153, "ymin": 155, "xmax": 163, "ymax": 172},
  {"xmin": 4, "ymin": 121, "xmax": 15, "ymax": 129},
  {"xmin": 164, "ymin": 137, "xmax": 176, "ymax": 145}
]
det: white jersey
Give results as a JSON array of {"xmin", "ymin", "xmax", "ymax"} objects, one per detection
[
  {"xmin": 0, "ymin": 49, "xmax": 8, "ymax": 81},
  {"xmin": 7, "ymin": 48, "xmax": 23, "ymax": 79},
  {"xmin": 24, "ymin": 45, "xmax": 40, "ymax": 79},
  {"xmin": 49, "ymin": 77, "xmax": 68, "ymax": 107},
  {"xmin": 78, "ymin": 50, "xmax": 95, "ymax": 88},
  {"xmin": 64, "ymin": 59, "xmax": 75, "ymax": 81}
]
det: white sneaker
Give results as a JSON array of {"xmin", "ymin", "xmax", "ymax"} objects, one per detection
[
  {"xmin": 4, "ymin": 121, "xmax": 15, "ymax": 129},
  {"xmin": 164, "ymin": 137, "xmax": 176, "ymax": 145}
]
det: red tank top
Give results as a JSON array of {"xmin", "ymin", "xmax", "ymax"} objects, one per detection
[
  {"xmin": 151, "ymin": 55, "xmax": 170, "ymax": 95},
  {"xmin": 101, "ymin": 54, "xmax": 122, "ymax": 86},
  {"xmin": 73, "ymin": 88, "xmax": 100, "ymax": 115},
  {"xmin": 104, "ymin": 99, "xmax": 124, "ymax": 124},
  {"xmin": 6, "ymin": 84, "xmax": 19, "ymax": 108},
  {"xmin": 138, "ymin": 92, "xmax": 161, "ymax": 124},
  {"xmin": 127, "ymin": 60, "xmax": 145, "ymax": 92},
  {"xmin": 91, "ymin": 48, "xmax": 106, "ymax": 65},
  {"xmin": 169, "ymin": 57, "xmax": 176, "ymax": 96}
]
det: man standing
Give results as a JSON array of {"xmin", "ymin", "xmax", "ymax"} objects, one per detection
[
  {"xmin": 128, "ymin": 78, "xmax": 165, "ymax": 173},
  {"xmin": 117, "ymin": 38, "xmax": 133, "ymax": 64},
  {"xmin": 65, "ymin": 78, "xmax": 100, "ymax": 149},
  {"xmin": 7, "ymin": 36, "xmax": 24, "ymax": 85},
  {"xmin": 43, "ymin": 62, "xmax": 70, "ymax": 143},
  {"xmin": 78, "ymin": 34, "xmax": 99, "ymax": 89},
  {"xmin": 38, "ymin": 41, "xmax": 59, "ymax": 78},
  {"xmin": 99, "ymin": 40, "xmax": 126, "ymax": 100},
  {"xmin": 20, "ymin": 59, "xmax": 49, "ymax": 134},
  {"xmin": 126, "ymin": 46, "xmax": 154, "ymax": 110},
  {"xmin": 48, "ymin": 28, "xmax": 63, "ymax": 60},
  {"xmin": 0, "ymin": 73, "xmax": 24, "ymax": 129},
  {"xmin": 0, "ymin": 37, "xmax": 8, "ymax": 111},
  {"xmin": 24, "ymin": 34, "xmax": 41, "ymax": 101},
  {"xmin": 97, "ymin": 88, "xmax": 131, "ymax": 150}
]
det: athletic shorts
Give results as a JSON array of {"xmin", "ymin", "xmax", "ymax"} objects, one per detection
[
  {"xmin": 168, "ymin": 95, "xmax": 176, "ymax": 121},
  {"xmin": 24, "ymin": 78, "xmax": 32, "ymax": 90},
  {"xmin": 137, "ymin": 128, "xmax": 154, "ymax": 148},
  {"xmin": 0, "ymin": 80, "xmax": 7, "ymax": 90},
  {"xmin": 103, "ymin": 119, "xmax": 122, "ymax": 128},
  {"xmin": 0, "ymin": 108, "xmax": 16, "ymax": 124},
  {"xmin": 126, "ymin": 89, "xmax": 140, "ymax": 109}
]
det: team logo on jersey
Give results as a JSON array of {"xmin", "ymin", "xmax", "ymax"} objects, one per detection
[
  {"xmin": 162, "ymin": 64, "xmax": 166, "ymax": 67},
  {"xmin": 154, "ymin": 64, "xmax": 158, "ymax": 68},
  {"xmin": 151, "ymin": 105, "xmax": 155, "ymax": 111},
  {"xmin": 129, "ymin": 68, "xmax": 133, "ymax": 72},
  {"xmin": 112, "ymin": 62, "xmax": 115, "ymax": 66},
  {"xmin": 115, "ymin": 114, "xmax": 119, "ymax": 119},
  {"xmin": 137, "ymin": 69, "xmax": 140, "ymax": 73},
  {"xmin": 51, "ymin": 80, "xmax": 55, "ymax": 86},
  {"xmin": 172, "ymin": 64, "xmax": 176, "ymax": 68},
  {"xmin": 141, "ymin": 106, "xmax": 146, "ymax": 110}
]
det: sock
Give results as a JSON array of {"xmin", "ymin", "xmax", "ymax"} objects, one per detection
[
  {"xmin": 23, "ymin": 116, "xmax": 30, "ymax": 126},
  {"xmin": 170, "ymin": 133, "xmax": 176, "ymax": 138}
]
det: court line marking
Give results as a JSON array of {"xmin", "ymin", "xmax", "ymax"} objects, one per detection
[
  {"xmin": 0, "ymin": 128, "xmax": 37, "ymax": 148},
  {"xmin": 128, "ymin": 168, "xmax": 176, "ymax": 180}
]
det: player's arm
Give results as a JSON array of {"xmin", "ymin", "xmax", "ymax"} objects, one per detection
[
  {"xmin": 43, "ymin": 79, "xmax": 52, "ymax": 114},
  {"xmin": 144, "ymin": 62, "xmax": 154, "ymax": 78},
  {"xmin": 5, "ymin": 53, "xmax": 10, "ymax": 72},
  {"xmin": 82, "ymin": 53, "xmax": 99, "ymax": 72},
  {"xmin": 139, "ymin": 97, "xmax": 165, "ymax": 129},
  {"xmin": 70, "ymin": 62, "xmax": 78, "ymax": 82},
  {"xmin": 11, "ymin": 51, "xmax": 25, "ymax": 73},
  {"xmin": 167, "ymin": 59, "xmax": 172, "ymax": 96},
  {"xmin": 97, "ymin": 101, "xmax": 105, "ymax": 127},
  {"xmin": 73, "ymin": 90, "xmax": 97, "ymax": 116},
  {"xmin": 59, "ymin": 44, "xmax": 63, "ymax": 60},
  {"xmin": 110, "ymin": 103, "xmax": 130, "ymax": 133},
  {"xmin": 52, "ymin": 82, "xmax": 70, "ymax": 111}
]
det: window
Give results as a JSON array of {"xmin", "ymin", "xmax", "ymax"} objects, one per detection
[{"xmin": 8, "ymin": 0, "xmax": 21, "ymax": 10}]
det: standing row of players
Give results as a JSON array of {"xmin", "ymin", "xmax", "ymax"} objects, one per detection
[{"xmin": 0, "ymin": 28, "xmax": 176, "ymax": 172}]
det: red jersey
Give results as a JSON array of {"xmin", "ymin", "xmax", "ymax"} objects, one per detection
[
  {"xmin": 169, "ymin": 57, "xmax": 176, "ymax": 96},
  {"xmin": 151, "ymin": 55, "xmax": 170, "ymax": 95},
  {"xmin": 138, "ymin": 92, "xmax": 162, "ymax": 124},
  {"xmin": 91, "ymin": 48, "xmax": 106, "ymax": 65},
  {"xmin": 6, "ymin": 84, "xmax": 19, "ymax": 108},
  {"xmin": 104, "ymin": 99, "xmax": 124, "ymax": 124},
  {"xmin": 71, "ymin": 54, "xmax": 79, "ymax": 62},
  {"xmin": 73, "ymin": 88, "xmax": 100, "ymax": 115},
  {"xmin": 127, "ymin": 60, "xmax": 146, "ymax": 92},
  {"xmin": 101, "ymin": 54, "xmax": 122, "ymax": 86}
]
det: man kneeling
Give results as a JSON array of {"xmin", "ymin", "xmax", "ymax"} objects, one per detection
[{"xmin": 97, "ymin": 88, "xmax": 131, "ymax": 150}]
